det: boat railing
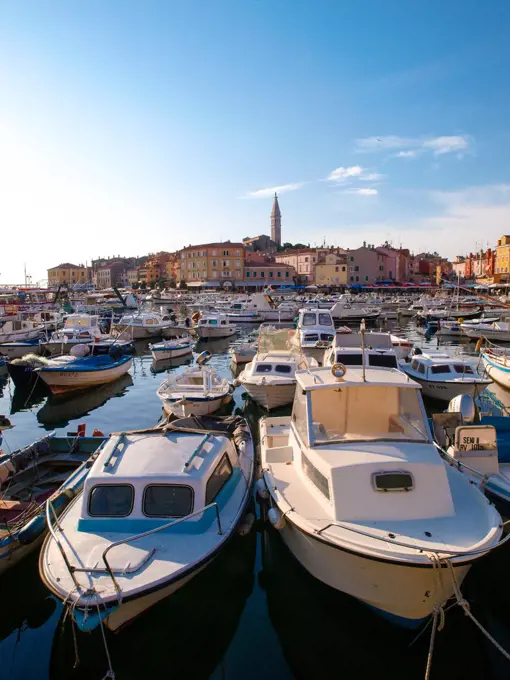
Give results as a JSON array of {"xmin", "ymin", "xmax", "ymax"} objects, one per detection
[
  {"xmin": 46, "ymin": 499, "xmax": 223, "ymax": 594},
  {"xmin": 313, "ymin": 513, "xmax": 510, "ymax": 558}
]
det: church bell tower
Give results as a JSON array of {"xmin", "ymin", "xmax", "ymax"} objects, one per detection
[{"xmin": 271, "ymin": 193, "xmax": 281, "ymax": 246}]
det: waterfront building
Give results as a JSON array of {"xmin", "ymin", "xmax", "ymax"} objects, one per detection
[
  {"xmin": 47, "ymin": 263, "xmax": 89, "ymax": 287},
  {"xmin": 178, "ymin": 241, "xmax": 245, "ymax": 287},
  {"xmin": 314, "ymin": 252, "xmax": 348, "ymax": 287}
]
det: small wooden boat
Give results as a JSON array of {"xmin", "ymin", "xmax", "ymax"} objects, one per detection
[
  {"xmin": 230, "ymin": 341, "xmax": 257, "ymax": 365},
  {"xmin": 480, "ymin": 344, "xmax": 510, "ymax": 388},
  {"xmin": 1, "ymin": 432, "xmax": 106, "ymax": 576},
  {"xmin": 149, "ymin": 336, "xmax": 194, "ymax": 361},
  {"xmin": 40, "ymin": 415, "xmax": 255, "ymax": 632},
  {"xmin": 35, "ymin": 354, "xmax": 133, "ymax": 394},
  {"xmin": 157, "ymin": 364, "xmax": 233, "ymax": 417}
]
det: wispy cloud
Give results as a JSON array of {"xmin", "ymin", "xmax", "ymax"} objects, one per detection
[
  {"xmin": 359, "ymin": 172, "xmax": 385, "ymax": 181},
  {"xmin": 327, "ymin": 166, "xmax": 363, "ymax": 182},
  {"xmin": 355, "ymin": 134, "xmax": 472, "ymax": 158},
  {"xmin": 345, "ymin": 187, "xmax": 378, "ymax": 196},
  {"xmin": 422, "ymin": 135, "xmax": 469, "ymax": 156},
  {"xmin": 243, "ymin": 182, "xmax": 305, "ymax": 199}
]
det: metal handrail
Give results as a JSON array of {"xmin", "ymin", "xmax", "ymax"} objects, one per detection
[
  {"xmin": 314, "ymin": 515, "xmax": 510, "ymax": 559},
  {"xmin": 45, "ymin": 498, "xmax": 80, "ymax": 588},
  {"xmin": 102, "ymin": 502, "xmax": 223, "ymax": 592},
  {"xmin": 432, "ymin": 440, "xmax": 499, "ymax": 483}
]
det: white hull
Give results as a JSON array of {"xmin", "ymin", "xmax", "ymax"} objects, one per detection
[
  {"xmin": 464, "ymin": 328, "xmax": 510, "ymax": 342},
  {"xmin": 112, "ymin": 324, "xmax": 166, "ymax": 339},
  {"xmin": 241, "ymin": 381, "xmax": 295, "ymax": 410},
  {"xmin": 161, "ymin": 326, "xmax": 192, "ymax": 339},
  {"xmin": 414, "ymin": 378, "xmax": 487, "ymax": 402},
  {"xmin": 482, "ymin": 355, "xmax": 510, "ymax": 389},
  {"xmin": 0, "ymin": 328, "xmax": 42, "ymax": 343},
  {"xmin": 37, "ymin": 359, "xmax": 132, "ymax": 394},
  {"xmin": 162, "ymin": 394, "xmax": 231, "ymax": 418},
  {"xmin": 150, "ymin": 346, "xmax": 192, "ymax": 361},
  {"xmin": 275, "ymin": 510, "xmax": 471, "ymax": 624},
  {"xmin": 196, "ymin": 327, "xmax": 236, "ymax": 339},
  {"xmin": 260, "ymin": 310, "xmax": 297, "ymax": 322},
  {"xmin": 231, "ymin": 349, "xmax": 256, "ymax": 364},
  {"xmin": 0, "ymin": 344, "xmax": 41, "ymax": 360}
]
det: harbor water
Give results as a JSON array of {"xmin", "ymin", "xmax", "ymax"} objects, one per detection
[{"xmin": 2, "ymin": 318, "xmax": 510, "ymax": 680}]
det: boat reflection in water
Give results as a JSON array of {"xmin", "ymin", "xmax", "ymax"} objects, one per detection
[
  {"xmin": 196, "ymin": 336, "xmax": 232, "ymax": 356},
  {"xmin": 259, "ymin": 525, "xmax": 498, "ymax": 680},
  {"xmin": 150, "ymin": 354, "xmax": 193, "ymax": 375},
  {"xmin": 10, "ymin": 384, "xmax": 47, "ymax": 414},
  {"xmin": 37, "ymin": 373, "xmax": 133, "ymax": 427},
  {"xmin": 49, "ymin": 531, "xmax": 256, "ymax": 680}
]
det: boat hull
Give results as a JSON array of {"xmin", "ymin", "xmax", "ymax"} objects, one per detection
[
  {"xmin": 112, "ymin": 324, "xmax": 165, "ymax": 340},
  {"xmin": 274, "ymin": 510, "xmax": 471, "ymax": 626},
  {"xmin": 482, "ymin": 355, "xmax": 510, "ymax": 389},
  {"xmin": 241, "ymin": 381, "xmax": 295, "ymax": 410},
  {"xmin": 162, "ymin": 394, "xmax": 231, "ymax": 418},
  {"xmin": 416, "ymin": 378, "xmax": 489, "ymax": 402},
  {"xmin": 231, "ymin": 349, "xmax": 257, "ymax": 364},
  {"xmin": 0, "ymin": 341, "xmax": 42, "ymax": 360},
  {"xmin": 161, "ymin": 326, "xmax": 193, "ymax": 339},
  {"xmin": 37, "ymin": 358, "xmax": 133, "ymax": 394},
  {"xmin": 196, "ymin": 327, "xmax": 236, "ymax": 339},
  {"xmin": 150, "ymin": 346, "xmax": 192, "ymax": 361}
]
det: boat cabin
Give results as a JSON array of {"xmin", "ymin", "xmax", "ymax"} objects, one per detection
[
  {"xmin": 78, "ymin": 430, "xmax": 241, "ymax": 531},
  {"xmin": 118, "ymin": 313, "xmax": 171, "ymax": 327},
  {"xmin": 323, "ymin": 332, "xmax": 399, "ymax": 369},
  {"xmin": 407, "ymin": 352, "xmax": 476, "ymax": 380},
  {"xmin": 198, "ymin": 314, "xmax": 231, "ymax": 328},
  {"xmin": 296, "ymin": 309, "xmax": 335, "ymax": 345},
  {"xmin": 264, "ymin": 366, "xmax": 454, "ymax": 521}
]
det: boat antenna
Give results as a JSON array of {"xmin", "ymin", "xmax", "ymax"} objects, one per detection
[{"xmin": 360, "ymin": 318, "xmax": 366, "ymax": 382}]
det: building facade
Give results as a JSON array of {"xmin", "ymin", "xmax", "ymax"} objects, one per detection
[
  {"xmin": 275, "ymin": 248, "xmax": 317, "ymax": 283},
  {"xmin": 495, "ymin": 236, "xmax": 510, "ymax": 280},
  {"xmin": 314, "ymin": 253, "xmax": 348, "ymax": 287},
  {"xmin": 243, "ymin": 260, "xmax": 295, "ymax": 288},
  {"xmin": 178, "ymin": 242, "xmax": 245, "ymax": 286},
  {"xmin": 340, "ymin": 244, "xmax": 387, "ymax": 284},
  {"xmin": 47, "ymin": 263, "xmax": 89, "ymax": 287}
]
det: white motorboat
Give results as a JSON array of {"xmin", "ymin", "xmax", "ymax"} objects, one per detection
[
  {"xmin": 390, "ymin": 334, "xmax": 413, "ymax": 360},
  {"xmin": 323, "ymin": 330, "xmax": 399, "ymax": 370},
  {"xmin": 230, "ymin": 341, "xmax": 257, "ymax": 365},
  {"xmin": 40, "ymin": 314, "xmax": 107, "ymax": 354},
  {"xmin": 480, "ymin": 344, "xmax": 510, "ymax": 389},
  {"xmin": 157, "ymin": 354, "xmax": 233, "ymax": 417},
  {"xmin": 462, "ymin": 319, "xmax": 510, "ymax": 342},
  {"xmin": 237, "ymin": 327, "xmax": 312, "ymax": 410},
  {"xmin": 329, "ymin": 296, "xmax": 380, "ymax": 324},
  {"xmin": 0, "ymin": 317, "xmax": 44, "ymax": 344},
  {"xmin": 112, "ymin": 312, "xmax": 177, "ymax": 340},
  {"xmin": 259, "ymin": 364, "xmax": 503, "ymax": 628},
  {"xmin": 40, "ymin": 415, "xmax": 255, "ymax": 632},
  {"xmin": 292, "ymin": 308, "xmax": 336, "ymax": 364},
  {"xmin": 149, "ymin": 336, "xmax": 194, "ymax": 361},
  {"xmin": 195, "ymin": 313, "xmax": 237, "ymax": 340},
  {"xmin": 400, "ymin": 352, "xmax": 491, "ymax": 401}
]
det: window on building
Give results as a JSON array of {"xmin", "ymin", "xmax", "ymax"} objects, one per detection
[
  {"xmin": 277, "ymin": 271, "xmax": 282, "ymax": 277},
  {"xmin": 223, "ymin": 250, "xmax": 229, "ymax": 256},
  {"xmin": 212, "ymin": 260, "xmax": 217, "ymax": 266},
  {"xmin": 365, "ymin": 276, "xmax": 369, "ymax": 281},
  {"xmin": 379, "ymin": 266, "xmax": 384, "ymax": 271},
  {"xmin": 269, "ymin": 271, "xmax": 273, "ymax": 277},
  {"xmin": 236, "ymin": 259, "xmax": 241, "ymax": 266},
  {"xmin": 355, "ymin": 276, "xmax": 359, "ymax": 282},
  {"xmin": 305, "ymin": 257, "xmax": 309, "ymax": 262},
  {"xmin": 350, "ymin": 256, "xmax": 354, "ymax": 262},
  {"xmin": 261, "ymin": 271, "xmax": 265, "ymax": 277},
  {"xmin": 246, "ymin": 271, "xmax": 250, "ymax": 277},
  {"xmin": 236, "ymin": 250, "xmax": 240, "ymax": 256},
  {"xmin": 342, "ymin": 266, "xmax": 346, "ymax": 272},
  {"xmin": 212, "ymin": 250, "xmax": 217, "ymax": 256},
  {"xmin": 354, "ymin": 265, "xmax": 359, "ymax": 271},
  {"xmin": 253, "ymin": 271, "xmax": 257, "ymax": 277},
  {"xmin": 335, "ymin": 266, "xmax": 339, "ymax": 272}
]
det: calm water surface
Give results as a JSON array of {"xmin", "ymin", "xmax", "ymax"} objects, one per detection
[{"xmin": 2, "ymin": 318, "xmax": 510, "ymax": 680}]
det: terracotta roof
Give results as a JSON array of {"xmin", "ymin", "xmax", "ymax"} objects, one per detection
[
  {"xmin": 180, "ymin": 242, "xmax": 245, "ymax": 251},
  {"xmin": 48, "ymin": 263, "xmax": 83, "ymax": 270}
]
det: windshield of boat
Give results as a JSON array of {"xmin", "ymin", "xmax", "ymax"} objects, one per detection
[
  {"xmin": 308, "ymin": 385, "xmax": 429, "ymax": 445},
  {"xmin": 258, "ymin": 328, "xmax": 299, "ymax": 354},
  {"xmin": 302, "ymin": 313, "xmax": 318, "ymax": 326}
]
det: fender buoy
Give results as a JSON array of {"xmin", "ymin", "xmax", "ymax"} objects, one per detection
[{"xmin": 475, "ymin": 338, "xmax": 483, "ymax": 353}]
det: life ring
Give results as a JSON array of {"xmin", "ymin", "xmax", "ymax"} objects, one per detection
[{"xmin": 331, "ymin": 362, "xmax": 347, "ymax": 379}]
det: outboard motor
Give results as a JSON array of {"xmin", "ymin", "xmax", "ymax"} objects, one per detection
[
  {"xmin": 197, "ymin": 350, "xmax": 212, "ymax": 366},
  {"xmin": 447, "ymin": 393, "xmax": 476, "ymax": 424},
  {"xmin": 69, "ymin": 344, "xmax": 90, "ymax": 358}
]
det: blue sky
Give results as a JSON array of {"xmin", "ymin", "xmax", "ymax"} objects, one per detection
[{"xmin": 1, "ymin": 0, "xmax": 510, "ymax": 283}]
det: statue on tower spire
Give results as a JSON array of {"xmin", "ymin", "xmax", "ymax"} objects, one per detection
[{"xmin": 271, "ymin": 193, "xmax": 281, "ymax": 246}]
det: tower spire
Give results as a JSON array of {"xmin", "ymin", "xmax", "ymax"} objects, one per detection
[{"xmin": 271, "ymin": 193, "xmax": 281, "ymax": 246}]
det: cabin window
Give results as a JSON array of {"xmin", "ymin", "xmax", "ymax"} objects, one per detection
[
  {"xmin": 320, "ymin": 333, "xmax": 334, "ymax": 342},
  {"xmin": 373, "ymin": 471, "xmax": 414, "ymax": 492},
  {"xmin": 430, "ymin": 365, "xmax": 451, "ymax": 374},
  {"xmin": 88, "ymin": 484, "xmax": 134, "ymax": 517},
  {"xmin": 417, "ymin": 363, "xmax": 425, "ymax": 374},
  {"xmin": 302, "ymin": 313, "xmax": 317, "ymax": 326},
  {"xmin": 221, "ymin": 320, "xmax": 227, "ymax": 325},
  {"xmin": 275, "ymin": 364, "xmax": 292, "ymax": 374},
  {"xmin": 209, "ymin": 319, "xmax": 218, "ymax": 325},
  {"xmin": 143, "ymin": 485, "xmax": 193, "ymax": 517},
  {"xmin": 255, "ymin": 364, "xmax": 273, "ymax": 373},
  {"xmin": 411, "ymin": 359, "xmax": 419, "ymax": 370},
  {"xmin": 319, "ymin": 314, "xmax": 331, "ymax": 326},
  {"xmin": 206, "ymin": 454, "xmax": 233, "ymax": 504},
  {"xmin": 302, "ymin": 452, "xmax": 330, "ymax": 499},
  {"xmin": 337, "ymin": 354, "xmax": 362, "ymax": 365},
  {"xmin": 309, "ymin": 385, "xmax": 428, "ymax": 444},
  {"xmin": 292, "ymin": 388, "xmax": 309, "ymax": 444},
  {"xmin": 369, "ymin": 355, "xmax": 398, "ymax": 369},
  {"xmin": 453, "ymin": 364, "xmax": 474, "ymax": 374},
  {"xmin": 304, "ymin": 334, "xmax": 319, "ymax": 342},
  {"xmin": 146, "ymin": 319, "xmax": 154, "ymax": 325}
]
